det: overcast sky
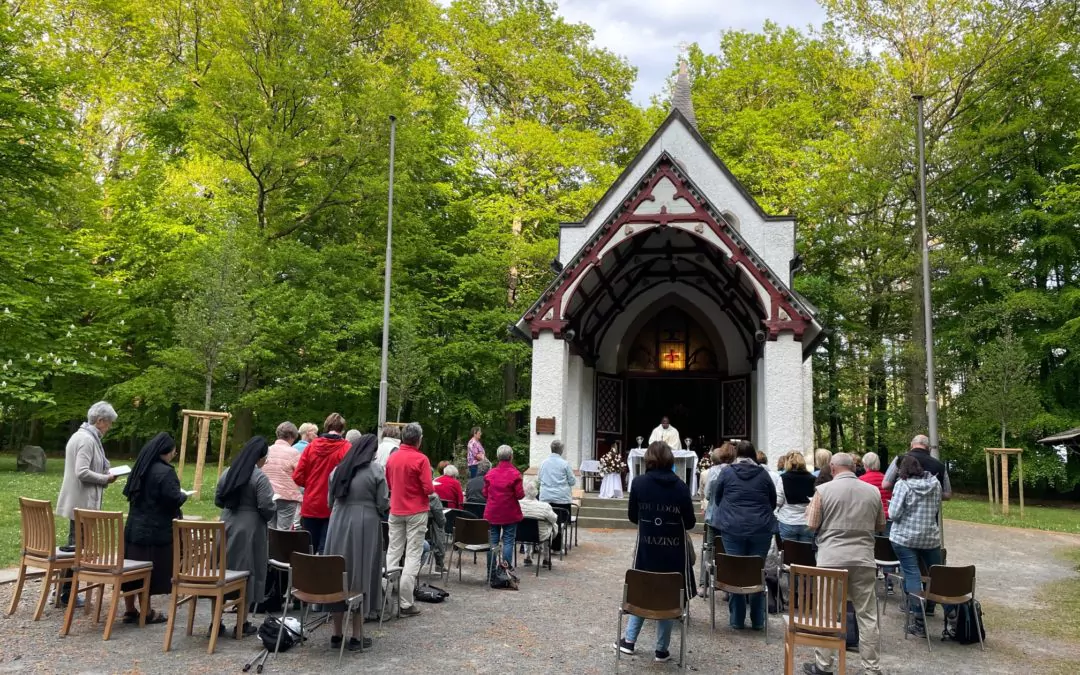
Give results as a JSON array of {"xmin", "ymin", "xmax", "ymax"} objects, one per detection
[{"xmin": 552, "ymin": 0, "xmax": 827, "ymax": 104}]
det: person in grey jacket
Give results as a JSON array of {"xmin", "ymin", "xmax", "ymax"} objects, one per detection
[{"xmin": 56, "ymin": 401, "xmax": 118, "ymax": 605}]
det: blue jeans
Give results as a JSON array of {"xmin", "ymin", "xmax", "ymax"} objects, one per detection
[
  {"xmin": 778, "ymin": 522, "xmax": 814, "ymax": 544},
  {"xmin": 487, "ymin": 524, "xmax": 517, "ymax": 579},
  {"xmin": 469, "ymin": 465, "xmax": 478, "ymax": 478},
  {"xmin": 891, "ymin": 542, "xmax": 942, "ymax": 614},
  {"xmin": 625, "ymin": 614, "xmax": 674, "ymax": 652},
  {"xmin": 721, "ymin": 533, "xmax": 772, "ymax": 629},
  {"xmin": 301, "ymin": 516, "xmax": 330, "ymax": 554}
]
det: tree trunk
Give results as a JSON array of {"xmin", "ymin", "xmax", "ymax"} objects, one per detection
[
  {"xmin": 28, "ymin": 417, "xmax": 43, "ymax": 447},
  {"xmin": 203, "ymin": 370, "xmax": 213, "ymax": 410},
  {"xmin": 504, "ymin": 211, "xmax": 523, "ymax": 437},
  {"xmin": 1000, "ymin": 421, "xmax": 1006, "ymax": 449}
]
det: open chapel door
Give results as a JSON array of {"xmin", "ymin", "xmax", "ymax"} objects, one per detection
[
  {"xmin": 594, "ymin": 373, "xmax": 624, "ymax": 460},
  {"xmin": 720, "ymin": 376, "xmax": 750, "ymax": 441}
]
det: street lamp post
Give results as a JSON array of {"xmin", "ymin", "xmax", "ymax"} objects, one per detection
[
  {"xmin": 377, "ymin": 115, "xmax": 397, "ymax": 437},
  {"xmin": 913, "ymin": 95, "xmax": 940, "ymax": 459}
]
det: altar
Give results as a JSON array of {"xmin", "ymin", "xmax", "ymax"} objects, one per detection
[{"xmin": 627, "ymin": 448, "xmax": 698, "ymax": 495}]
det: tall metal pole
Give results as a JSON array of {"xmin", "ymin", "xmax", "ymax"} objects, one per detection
[
  {"xmin": 913, "ymin": 95, "xmax": 940, "ymax": 459},
  {"xmin": 377, "ymin": 115, "xmax": 397, "ymax": 435}
]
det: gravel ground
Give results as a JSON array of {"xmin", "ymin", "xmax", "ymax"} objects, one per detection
[{"xmin": 2, "ymin": 520, "xmax": 1079, "ymax": 674}]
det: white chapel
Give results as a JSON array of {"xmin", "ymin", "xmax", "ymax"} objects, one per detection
[{"xmin": 515, "ymin": 64, "xmax": 824, "ymax": 473}]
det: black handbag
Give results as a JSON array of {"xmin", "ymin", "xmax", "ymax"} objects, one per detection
[{"xmin": 414, "ymin": 583, "xmax": 450, "ymax": 603}]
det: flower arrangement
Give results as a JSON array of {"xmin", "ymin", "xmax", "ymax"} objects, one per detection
[
  {"xmin": 697, "ymin": 453, "xmax": 712, "ymax": 475},
  {"xmin": 599, "ymin": 445, "xmax": 627, "ymax": 475}
]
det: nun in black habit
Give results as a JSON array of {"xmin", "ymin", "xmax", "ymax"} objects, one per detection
[{"xmin": 215, "ymin": 436, "xmax": 275, "ymax": 636}]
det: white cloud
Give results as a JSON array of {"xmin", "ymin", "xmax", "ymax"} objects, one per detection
[{"xmin": 557, "ymin": 0, "xmax": 827, "ymax": 104}]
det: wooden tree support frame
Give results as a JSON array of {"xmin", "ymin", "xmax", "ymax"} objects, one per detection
[
  {"xmin": 177, "ymin": 410, "xmax": 232, "ymax": 500},
  {"xmin": 985, "ymin": 448, "xmax": 1024, "ymax": 517}
]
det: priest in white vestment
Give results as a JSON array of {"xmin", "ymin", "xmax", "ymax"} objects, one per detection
[{"xmin": 648, "ymin": 416, "xmax": 682, "ymax": 450}]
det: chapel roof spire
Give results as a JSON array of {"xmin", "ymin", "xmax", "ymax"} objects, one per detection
[{"xmin": 672, "ymin": 59, "xmax": 697, "ymax": 129}]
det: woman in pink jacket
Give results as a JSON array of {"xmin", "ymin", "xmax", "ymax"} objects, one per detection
[{"xmin": 483, "ymin": 445, "xmax": 524, "ymax": 583}]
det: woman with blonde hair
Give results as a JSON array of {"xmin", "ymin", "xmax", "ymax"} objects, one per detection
[
  {"xmin": 813, "ymin": 448, "xmax": 833, "ymax": 477},
  {"xmin": 776, "ymin": 452, "xmax": 815, "ymax": 543}
]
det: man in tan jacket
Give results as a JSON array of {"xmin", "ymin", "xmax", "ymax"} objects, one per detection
[{"xmin": 803, "ymin": 453, "xmax": 886, "ymax": 675}]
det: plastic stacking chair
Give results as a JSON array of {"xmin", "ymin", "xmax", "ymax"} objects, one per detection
[
  {"xmin": 290, "ymin": 553, "xmax": 364, "ymax": 664},
  {"xmin": 512, "ymin": 518, "xmax": 549, "ymax": 577},
  {"xmin": 710, "ymin": 552, "xmax": 769, "ymax": 641},
  {"xmin": 267, "ymin": 528, "xmax": 313, "ymax": 657},
  {"xmin": 162, "ymin": 520, "xmax": 250, "ymax": 654},
  {"xmin": 907, "ymin": 565, "xmax": 984, "ymax": 653},
  {"xmin": 783, "ymin": 565, "xmax": 848, "ymax": 675},
  {"xmin": 7, "ymin": 498, "xmax": 75, "ymax": 620},
  {"xmin": 615, "ymin": 570, "xmax": 688, "ymax": 670},
  {"xmin": 60, "ymin": 509, "xmax": 152, "ymax": 641},
  {"xmin": 447, "ymin": 517, "xmax": 492, "ymax": 583}
]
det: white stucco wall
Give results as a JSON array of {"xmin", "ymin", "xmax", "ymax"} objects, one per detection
[
  {"xmin": 760, "ymin": 335, "xmax": 805, "ymax": 468},
  {"xmin": 802, "ymin": 357, "xmax": 815, "ymax": 451},
  {"xmin": 529, "ymin": 333, "xmax": 569, "ymax": 467},
  {"xmin": 557, "ymin": 115, "xmax": 795, "ymax": 286},
  {"xmin": 563, "ymin": 355, "xmax": 585, "ymax": 471},
  {"xmin": 580, "ymin": 365, "xmax": 596, "ymax": 464}
]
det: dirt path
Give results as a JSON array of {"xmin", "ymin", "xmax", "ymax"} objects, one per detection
[{"xmin": 1, "ymin": 521, "xmax": 1078, "ymax": 674}]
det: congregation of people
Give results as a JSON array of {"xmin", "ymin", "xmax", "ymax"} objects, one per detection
[
  {"xmin": 40, "ymin": 402, "xmax": 574, "ymax": 655},
  {"xmin": 622, "ymin": 433, "xmax": 953, "ymax": 674}
]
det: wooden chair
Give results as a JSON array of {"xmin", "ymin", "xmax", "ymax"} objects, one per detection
[
  {"xmin": 267, "ymin": 528, "xmax": 312, "ymax": 657},
  {"xmin": 615, "ymin": 570, "xmax": 688, "ymax": 670},
  {"xmin": 60, "ymin": 509, "xmax": 152, "ymax": 641},
  {"xmin": 779, "ymin": 539, "xmax": 816, "ymax": 612},
  {"xmin": 291, "ymin": 552, "xmax": 364, "ymax": 664},
  {"xmin": 7, "ymin": 498, "xmax": 75, "ymax": 620},
  {"xmin": 784, "ymin": 565, "xmax": 848, "ymax": 675},
  {"xmin": 710, "ymin": 552, "xmax": 769, "ymax": 641},
  {"xmin": 447, "ymin": 517, "xmax": 492, "ymax": 583},
  {"xmin": 162, "ymin": 520, "xmax": 250, "ymax": 655},
  {"xmin": 512, "ymin": 518, "xmax": 549, "ymax": 577},
  {"xmin": 907, "ymin": 565, "xmax": 984, "ymax": 652}
]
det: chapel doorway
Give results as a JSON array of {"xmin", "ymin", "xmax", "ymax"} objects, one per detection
[{"xmin": 625, "ymin": 376, "xmax": 719, "ymax": 452}]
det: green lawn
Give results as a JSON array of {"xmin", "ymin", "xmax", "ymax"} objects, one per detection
[
  {"xmin": 943, "ymin": 494, "xmax": 1080, "ymax": 535},
  {"xmin": 0, "ymin": 454, "xmax": 223, "ymax": 568}
]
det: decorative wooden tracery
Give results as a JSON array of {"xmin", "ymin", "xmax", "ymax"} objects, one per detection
[{"xmin": 524, "ymin": 153, "xmax": 812, "ymax": 344}]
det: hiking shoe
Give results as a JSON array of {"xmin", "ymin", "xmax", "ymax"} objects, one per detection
[
  {"xmin": 654, "ymin": 650, "xmax": 672, "ymax": 663},
  {"xmin": 615, "ymin": 638, "xmax": 635, "ymax": 655},
  {"xmin": 399, "ymin": 605, "xmax": 421, "ymax": 618},
  {"xmin": 802, "ymin": 664, "xmax": 833, "ymax": 675},
  {"xmin": 240, "ymin": 621, "xmax": 258, "ymax": 637},
  {"xmin": 347, "ymin": 637, "xmax": 372, "ymax": 651},
  {"xmin": 906, "ymin": 622, "xmax": 927, "ymax": 638}
]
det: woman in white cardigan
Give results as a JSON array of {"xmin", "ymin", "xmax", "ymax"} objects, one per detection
[{"xmin": 56, "ymin": 401, "xmax": 118, "ymax": 604}]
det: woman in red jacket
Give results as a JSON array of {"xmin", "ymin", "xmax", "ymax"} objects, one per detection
[
  {"xmin": 483, "ymin": 445, "xmax": 524, "ymax": 584},
  {"xmin": 292, "ymin": 412, "xmax": 351, "ymax": 553}
]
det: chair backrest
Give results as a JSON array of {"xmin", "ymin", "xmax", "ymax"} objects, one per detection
[
  {"xmin": 782, "ymin": 539, "xmax": 816, "ymax": 567},
  {"xmin": 713, "ymin": 533, "xmax": 726, "ymax": 555},
  {"xmin": 552, "ymin": 507, "xmax": 571, "ymax": 534},
  {"xmin": 172, "ymin": 519, "xmax": 228, "ymax": 583},
  {"xmin": 444, "ymin": 509, "xmax": 471, "ymax": 536},
  {"xmin": 714, "ymin": 552, "xmax": 765, "ymax": 589},
  {"xmin": 926, "ymin": 564, "xmax": 975, "ymax": 600},
  {"xmin": 873, "ymin": 536, "xmax": 898, "ymax": 563},
  {"xmin": 440, "ymin": 499, "xmax": 450, "ymax": 509},
  {"xmin": 789, "ymin": 564, "xmax": 848, "ymax": 636},
  {"xmin": 18, "ymin": 497, "xmax": 57, "ymax": 558},
  {"xmin": 73, "ymin": 509, "xmax": 125, "ymax": 572},
  {"xmin": 516, "ymin": 517, "xmax": 541, "ymax": 544},
  {"xmin": 290, "ymin": 552, "xmax": 346, "ymax": 600},
  {"xmin": 462, "ymin": 502, "xmax": 486, "ymax": 519},
  {"xmin": 268, "ymin": 528, "xmax": 312, "ymax": 566},
  {"xmin": 623, "ymin": 569, "xmax": 684, "ymax": 617},
  {"xmin": 453, "ymin": 517, "xmax": 490, "ymax": 546}
]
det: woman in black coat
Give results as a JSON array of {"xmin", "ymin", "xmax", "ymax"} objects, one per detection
[
  {"xmin": 615, "ymin": 442, "xmax": 695, "ymax": 663},
  {"xmin": 121, "ymin": 433, "xmax": 187, "ymax": 624},
  {"xmin": 711, "ymin": 439, "xmax": 776, "ymax": 631}
]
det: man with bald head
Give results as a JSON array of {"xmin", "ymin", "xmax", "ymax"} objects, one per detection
[
  {"xmin": 882, "ymin": 434, "xmax": 951, "ymax": 499},
  {"xmin": 803, "ymin": 453, "xmax": 886, "ymax": 675}
]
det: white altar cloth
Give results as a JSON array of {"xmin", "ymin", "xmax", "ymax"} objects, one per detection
[
  {"xmin": 599, "ymin": 473, "xmax": 624, "ymax": 499},
  {"xmin": 627, "ymin": 448, "xmax": 698, "ymax": 494}
]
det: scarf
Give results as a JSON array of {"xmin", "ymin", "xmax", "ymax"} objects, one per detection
[
  {"xmin": 216, "ymin": 436, "xmax": 268, "ymax": 509},
  {"xmin": 124, "ymin": 432, "xmax": 174, "ymax": 502},
  {"xmin": 332, "ymin": 433, "xmax": 378, "ymax": 501}
]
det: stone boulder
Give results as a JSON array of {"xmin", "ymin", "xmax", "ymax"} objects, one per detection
[{"xmin": 17, "ymin": 445, "xmax": 46, "ymax": 473}]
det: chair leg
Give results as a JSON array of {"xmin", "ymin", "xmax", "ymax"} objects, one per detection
[
  {"xmin": 680, "ymin": 613, "xmax": 687, "ymax": 669},
  {"xmin": 236, "ymin": 585, "xmax": 249, "ymax": 640},
  {"xmin": 102, "ymin": 581, "xmax": 121, "ymax": 640},
  {"xmin": 838, "ymin": 639, "xmax": 847, "ymax": 675},
  {"xmin": 139, "ymin": 574, "xmax": 151, "ymax": 627},
  {"xmin": 615, "ymin": 610, "xmax": 622, "ymax": 671},
  {"xmin": 339, "ymin": 606, "xmax": 350, "ymax": 664},
  {"xmin": 275, "ymin": 574, "xmax": 291, "ymax": 657},
  {"xmin": 709, "ymin": 570, "xmax": 716, "ymax": 631},
  {"xmin": 973, "ymin": 599, "xmax": 985, "ymax": 651},
  {"xmin": 920, "ymin": 598, "xmax": 932, "ymax": 653},
  {"xmin": 163, "ymin": 587, "xmax": 180, "ymax": 652},
  {"xmin": 7, "ymin": 563, "xmax": 27, "ymax": 617},
  {"xmin": 357, "ymin": 598, "xmax": 365, "ymax": 653},
  {"xmin": 95, "ymin": 584, "xmax": 104, "ymax": 624},
  {"xmin": 34, "ymin": 568, "xmax": 56, "ymax": 621},
  {"xmin": 60, "ymin": 572, "xmax": 78, "ymax": 636},
  {"xmin": 208, "ymin": 593, "xmax": 225, "ymax": 655},
  {"xmin": 784, "ymin": 634, "xmax": 794, "ymax": 675},
  {"xmin": 187, "ymin": 596, "xmax": 197, "ymax": 636}
]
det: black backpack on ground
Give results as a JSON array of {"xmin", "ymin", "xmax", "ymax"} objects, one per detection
[
  {"xmin": 943, "ymin": 600, "xmax": 986, "ymax": 645},
  {"xmin": 257, "ymin": 616, "xmax": 302, "ymax": 653}
]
